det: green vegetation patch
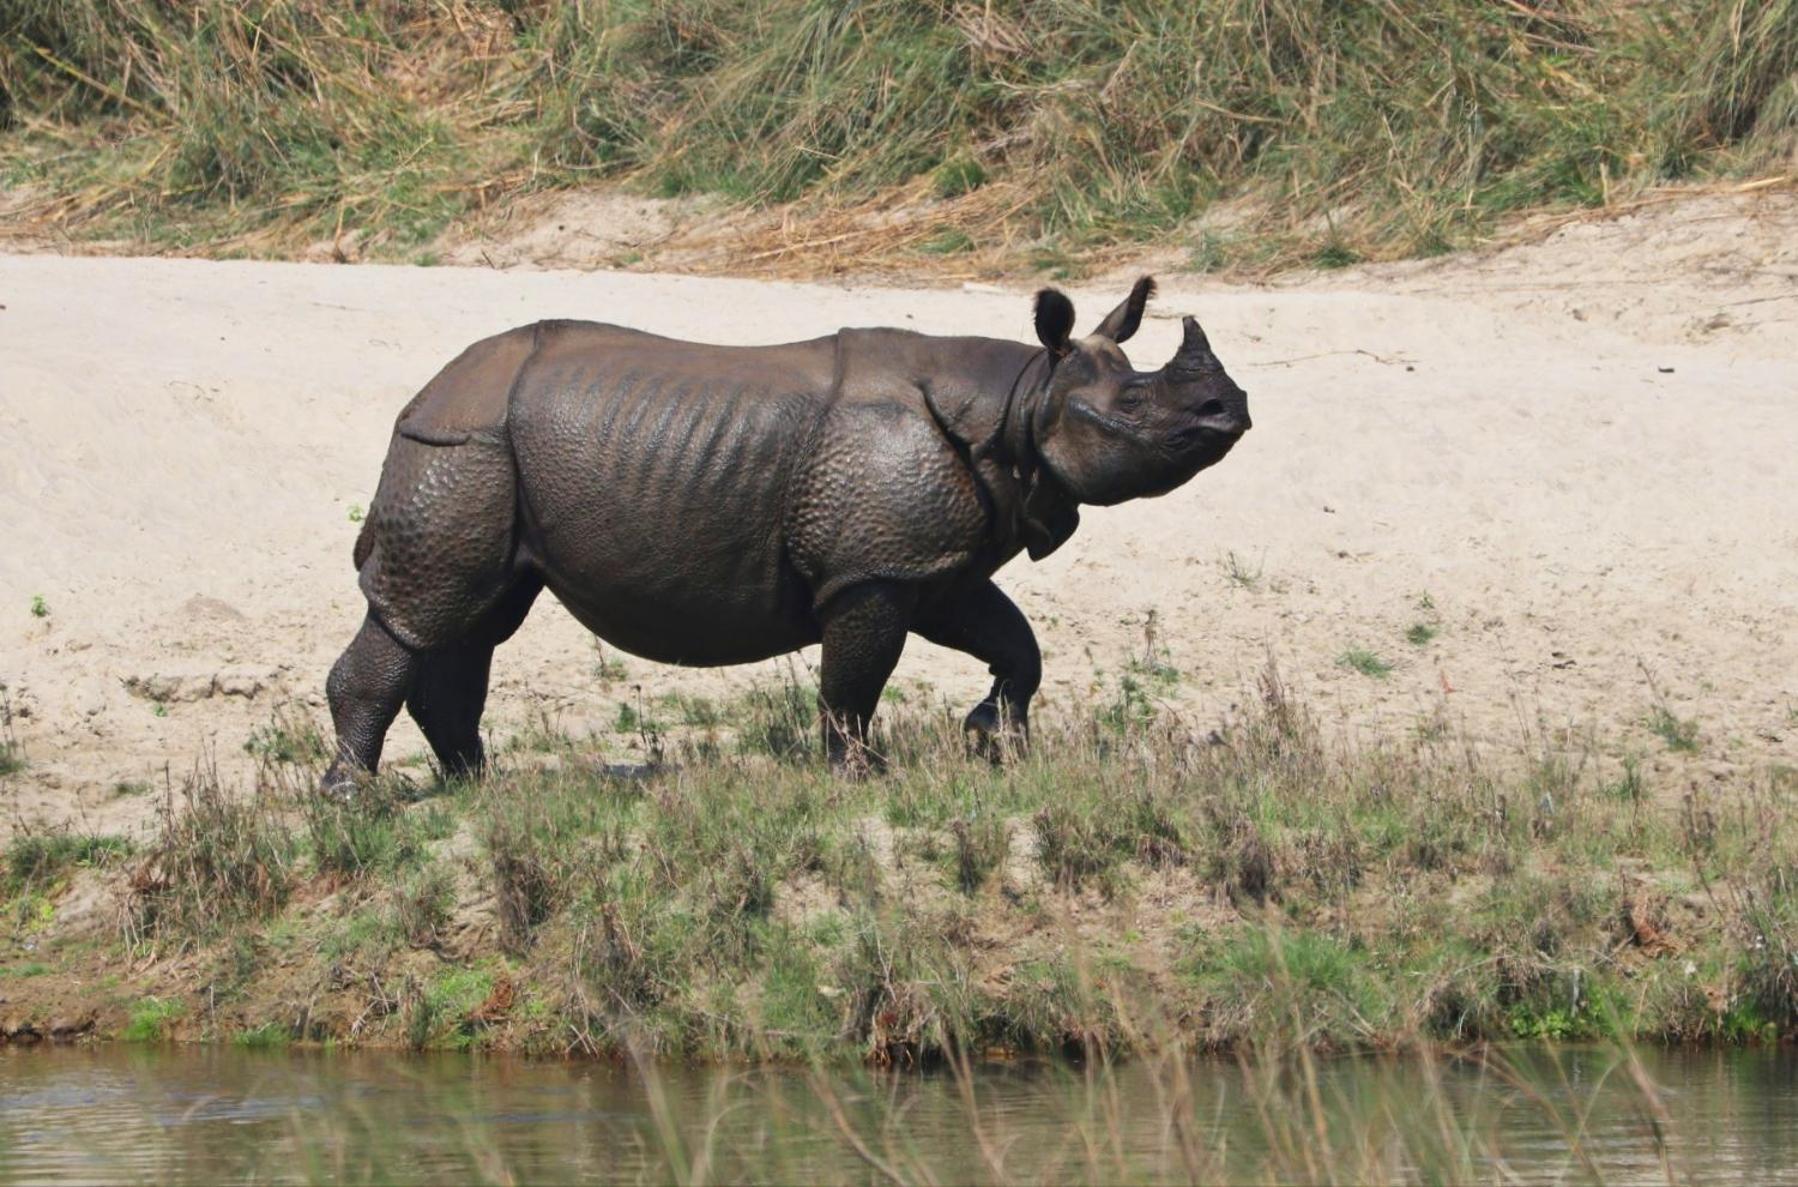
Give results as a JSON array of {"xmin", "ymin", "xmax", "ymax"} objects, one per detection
[
  {"xmin": 4, "ymin": 831, "xmax": 130, "ymax": 892},
  {"xmin": 12, "ymin": 656, "xmax": 1796, "ymax": 1063},
  {"xmin": 122, "ymin": 995, "xmax": 183, "ymax": 1042},
  {"xmin": 3, "ymin": 2, "xmax": 1793, "ymax": 267}
]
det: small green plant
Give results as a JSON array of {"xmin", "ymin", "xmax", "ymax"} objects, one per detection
[
  {"xmin": 1339, "ymin": 648, "xmax": 1393, "ymax": 679},
  {"xmin": 0, "ymin": 743, "xmax": 22, "ymax": 777},
  {"xmin": 920, "ymin": 227, "xmax": 975, "ymax": 254},
  {"xmin": 4, "ymin": 832, "xmax": 131, "ymax": 891},
  {"xmin": 677, "ymin": 695, "xmax": 722, "ymax": 728},
  {"xmin": 1414, "ymin": 707, "xmax": 1451, "ymax": 744},
  {"xmin": 1605, "ymin": 755, "xmax": 1646, "ymax": 802},
  {"xmin": 932, "ymin": 155, "xmax": 986, "ymax": 199},
  {"xmin": 1186, "ymin": 232, "xmax": 1230, "ymax": 272},
  {"xmin": 1311, "ymin": 240, "xmax": 1362, "ymax": 269},
  {"xmin": 951, "ymin": 814, "xmax": 1009, "ymax": 895},
  {"xmin": 734, "ymin": 672, "xmax": 817, "ymax": 762},
  {"xmin": 151, "ymin": 702, "xmax": 168, "ymax": 718},
  {"xmin": 28, "ymin": 596, "xmax": 48, "ymax": 619},
  {"xmin": 592, "ymin": 644, "xmax": 629, "ymax": 684},
  {"xmin": 1099, "ymin": 673, "xmax": 1158, "ymax": 732},
  {"xmin": 407, "ymin": 967, "xmax": 495, "ymax": 1050},
  {"xmin": 234, "ymin": 1021, "xmax": 291, "ymax": 1048},
  {"xmin": 393, "ymin": 862, "xmax": 456, "ymax": 947},
  {"xmin": 123, "ymin": 996, "xmax": 183, "ymax": 1042},
  {"xmin": 1221, "ymin": 550, "xmax": 1263, "ymax": 590},
  {"xmin": 244, "ymin": 714, "xmax": 329, "ymax": 766},
  {"xmin": 1646, "ymin": 706, "xmax": 1700, "ymax": 753},
  {"xmin": 1405, "ymin": 623, "xmax": 1438, "ymax": 646},
  {"xmin": 614, "ymin": 701, "xmax": 643, "ymax": 733},
  {"xmin": 300, "ymin": 787, "xmax": 422, "ymax": 877},
  {"xmin": 347, "ymin": 504, "xmax": 365, "ymax": 523}
]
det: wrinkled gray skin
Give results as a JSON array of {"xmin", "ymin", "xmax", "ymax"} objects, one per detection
[{"xmin": 322, "ymin": 277, "xmax": 1250, "ymax": 788}]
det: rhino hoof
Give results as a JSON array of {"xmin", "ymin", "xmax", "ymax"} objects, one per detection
[{"xmin": 964, "ymin": 704, "xmax": 1026, "ymax": 765}]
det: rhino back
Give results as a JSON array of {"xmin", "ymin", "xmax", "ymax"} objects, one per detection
[{"xmin": 507, "ymin": 320, "xmax": 835, "ymax": 663}]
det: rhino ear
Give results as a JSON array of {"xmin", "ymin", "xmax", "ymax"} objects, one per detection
[
  {"xmin": 1092, "ymin": 275, "xmax": 1155, "ymax": 343},
  {"xmin": 1034, "ymin": 289, "xmax": 1075, "ymax": 357}
]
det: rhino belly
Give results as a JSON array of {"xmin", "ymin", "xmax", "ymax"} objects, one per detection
[
  {"xmin": 537, "ymin": 540, "xmax": 818, "ymax": 666},
  {"xmin": 511, "ymin": 365, "xmax": 823, "ymax": 667}
]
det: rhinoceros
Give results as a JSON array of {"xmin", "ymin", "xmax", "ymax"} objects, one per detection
[{"xmin": 322, "ymin": 277, "xmax": 1250, "ymax": 787}]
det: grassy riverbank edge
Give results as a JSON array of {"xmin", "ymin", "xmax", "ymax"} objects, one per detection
[{"xmin": 1, "ymin": 664, "xmax": 1794, "ymax": 1062}]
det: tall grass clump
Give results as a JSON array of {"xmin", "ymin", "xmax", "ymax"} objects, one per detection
[
  {"xmin": 3, "ymin": 1, "xmax": 1792, "ymax": 267},
  {"xmin": 128, "ymin": 767, "xmax": 293, "ymax": 935}
]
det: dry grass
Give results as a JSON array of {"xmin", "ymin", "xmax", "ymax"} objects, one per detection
[{"xmin": 2, "ymin": 1, "xmax": 1794, "ymax": 275}]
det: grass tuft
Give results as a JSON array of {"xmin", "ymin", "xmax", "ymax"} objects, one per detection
[
  {"xmin": 1339, "ymin": 648, "xmax": 1393, "ymax": 679},
  {"xmin": 4, "ymin": 831, "xmax": 130, "ymax": 892},
  {"xmin": 1646, "ymin": 705, "xmax": 1700, "ymax": 753}
]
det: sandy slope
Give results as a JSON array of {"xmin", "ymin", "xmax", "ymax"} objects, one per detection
[{"xmin": 1, "ymin": 193, "xmax": 1794, "ymax": 837}]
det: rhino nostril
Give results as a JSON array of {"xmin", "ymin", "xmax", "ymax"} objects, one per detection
[{"xmin": 1197, "ymin": 398, "xmax": 1226, "ymax": 417}]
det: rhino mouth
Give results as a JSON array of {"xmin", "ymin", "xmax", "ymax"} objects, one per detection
[{"xmin": 1166, "ymin": 420, "xmax": 1244, "ymax": 458}]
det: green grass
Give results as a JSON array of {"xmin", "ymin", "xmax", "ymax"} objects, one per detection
[
  {"xmin": 1220, "ymin": 550, "xmax": 1262, "ymax": 590},
  {"xmin": 1338, "ymin": 648, "xmax": 1393, "ymax": 679},
  {"xmin": 122, "ymin": 995, "xmax": 182, "ymax": 1042},
  {"xmin": 4, "ymin": 831, "xmax": 130, "ymax": 892},
  {"xmin": 1647, "ymin": 705, "xmax": 1701, "ymax": 752},
  {"xmin": 243, "ymin": 712, "xmax": 329, "ymax": 766},
  {"xmin": 1405, "ymin": 622, "xmax": 1438, "ymax": 646},
  {"xmin": 2, "ymin": 2, "xmax": 1793, "ymax": 269},
  {"xmin": 28, "ymin": 595, "xmax": 48, "ymax": 619},
  {"xmin": 233, "ymin": 1021, "xmax": 290, "ymax": 1049},
  {"xmin": 15, "ymin": 663, "xmax": 1797, "ymax": 1064}
]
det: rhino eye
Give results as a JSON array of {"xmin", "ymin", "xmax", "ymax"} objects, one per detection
[{"xmin": 1115, "ymin": 388, "xmax": 1144, "ymax": 412}]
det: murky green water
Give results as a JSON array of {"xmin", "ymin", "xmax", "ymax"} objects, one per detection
[{"xmin": 0, "ymin": 1044, "xmax": 1791, "ymax": 1184}]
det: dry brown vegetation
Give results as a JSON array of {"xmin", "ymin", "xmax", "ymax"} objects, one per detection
[{"xmin": 2, "ymin": 1, "xmax": 1794, "ymax": 274}]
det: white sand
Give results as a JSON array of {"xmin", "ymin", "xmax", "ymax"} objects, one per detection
[{"xmin": 2, "ymin": 191, "xmax": 1793, "ymax": 836}]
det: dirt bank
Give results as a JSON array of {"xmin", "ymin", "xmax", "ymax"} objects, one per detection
[{"xmin": 1, "ymin": 191, "xmax": 1795, "ymax": 841}]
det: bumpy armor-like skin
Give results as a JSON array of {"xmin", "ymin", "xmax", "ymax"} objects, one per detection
[{"xmin": 323, "ymin": 280, "xmax": 1252, "ymax": 785}]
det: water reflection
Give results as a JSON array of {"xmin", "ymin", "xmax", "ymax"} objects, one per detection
[{"xmin": 0, "ymin": 1044, "xmax": 1791, "ymax": 1183}]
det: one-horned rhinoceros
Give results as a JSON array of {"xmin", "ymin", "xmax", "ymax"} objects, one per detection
[{"xmin": 321, "ymin": 277, "xmax": 1250, "ymax": 788}]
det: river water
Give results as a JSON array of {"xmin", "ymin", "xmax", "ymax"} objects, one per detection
[{"xmin": 0, "ymin": 1044, "xmax": 1792, "ymax": 1183}]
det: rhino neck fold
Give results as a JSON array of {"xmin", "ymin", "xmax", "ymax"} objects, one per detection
[
  {"xmin": 1000, "ymin": 350, "xmax": 1052, "ymax": 470},
  {"xmin": 1004, "ymin": 351, "xmax": 1081, "ymax": 560}
]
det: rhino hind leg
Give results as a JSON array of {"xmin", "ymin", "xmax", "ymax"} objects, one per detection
[
  {"xmin": 403, "ymin": 575, "xmax": 542, "ymax": 780},
  {"xmin": 324, "ymin": 433, "xmax": 532, "ymax": 792},
  {"xmin": 322, "ymin": 612, "xmax": 420, "ymax": 792}
]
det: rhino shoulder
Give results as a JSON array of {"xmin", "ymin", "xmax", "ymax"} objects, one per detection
[{"xmin": 787, "ymin": 391, "xmax": 989, "ymax": 610}]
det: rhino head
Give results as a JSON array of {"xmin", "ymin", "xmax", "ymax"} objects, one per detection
[{"xmin": 1026, "ymin": 277, "xmax": 1251, "ymax": 510}]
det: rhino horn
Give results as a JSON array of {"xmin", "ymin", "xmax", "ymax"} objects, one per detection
[{"xmin": 1169, "ymin": 315, "xmax": 1213, "ymax": 371}]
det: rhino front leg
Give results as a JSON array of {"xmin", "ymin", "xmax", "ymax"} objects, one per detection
[
  {"xmin": 915, "ymin": 580, "xmax": 1041, "ymax": 761},
  {"xmin": 818, "ymin": 581, "xmax": 917, "ymax": 772}
]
